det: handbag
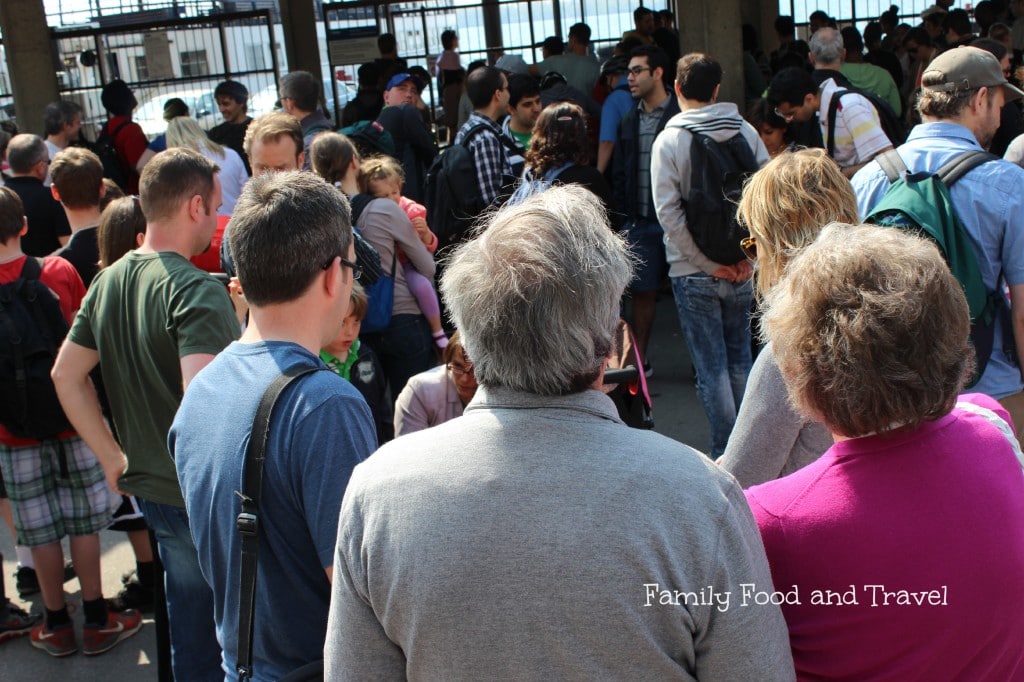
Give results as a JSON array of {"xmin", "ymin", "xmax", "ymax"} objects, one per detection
[{"xmin": 236, "ymin": 365, "xmax": 326, "ymax": 682}]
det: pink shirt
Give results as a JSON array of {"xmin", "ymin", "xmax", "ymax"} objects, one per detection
[{"xmin": 746, "ymin": 393, "xmax": 1024, "ymax": 680}]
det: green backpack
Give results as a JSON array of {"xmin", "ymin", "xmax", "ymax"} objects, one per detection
[{"xmin": 865, "ymin": 149, "xmax": 1004, "ymax": 386}]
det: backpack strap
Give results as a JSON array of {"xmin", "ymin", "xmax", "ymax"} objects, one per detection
[
  {"xmin": 936, "ymin": 150, "xmax": 999, "ymax": 188},
  {"xmin": 875, "ymin": 149, "xmax": 907, "ymax": 184},
  {"xmin": 105, "ymin": 119, "xmax": 132, "ymax": 142},
  {"xmin": 825, "ymin": 88, "xmax": 849, "ymax": 159},
  {"xmin": 544, "ymin": 162, "xmax": 574, "ymax": 182},
  {"xmin": 235, "ymin": 364, "xmax": 323, "ymax": 682}
]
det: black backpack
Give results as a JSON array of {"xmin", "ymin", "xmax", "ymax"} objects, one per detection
[
  {"xmin": 681, "ymin": 128, "xmax": 761, "ymax": 266},
  {"xmin": 424, "ymin": 124, "xmax": 517, "ymax": 250},
  {"xmin": 93, "ymin": 120, "xmax": 132, "ymax": 192},
  {"xmin": 826, "ymin": 88, "xmax": 907, "ymax": 159},
  {"xmin": 0, "ymin": 257, "xmax": 73, "ymax": 439}
]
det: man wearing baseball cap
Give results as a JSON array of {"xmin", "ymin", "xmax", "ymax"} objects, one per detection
[
  {"xmin": 852, "ymin": 45, "xmax": 1024, "ymax": 427},
  {"xmin": 376, "ymin": 72, "xmax": 436, "ymax": 202}
]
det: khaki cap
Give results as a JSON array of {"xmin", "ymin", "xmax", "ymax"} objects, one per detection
[{"xmin": 921, "ymin": 46, "xmax": 1024, "ymax": 102}]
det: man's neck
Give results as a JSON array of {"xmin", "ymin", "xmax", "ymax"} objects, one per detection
[
  {"xmin": 570, "ymin": 45, "xmax": 587, "ymax": 56},
  {"xmin": 46, "ymin": 135, "xmax": 68, "ymax": 150},
  {"xmin": 641, "ymin": 89, "xmax": 669, "ymax": 113},
  {"xmin": 508, "ymin": 117, "xmax": 531, "ymax": 134},
  {"xmin": 0, "ymin": 243, "xmax": 24, "ymax": 264},
  {"xmin": 477, "ymin": 107, "xmax": 502, "ymax": 123},
  {"xmin": 63, "ymin": 207, "xmax": 102, "ymax": 233},
  {"xmin": 679, "ymin": 97, "xmax": 712, "ymax": 113},
  {"xmin": 136, "ymin": 223, "xmax": 194, "ymax": 259},
  {"xmin": 10, "ymin": 172, "xmax": 40, "ymax": 181},
  {"xmin": 240, "ymin": 304, "xmax": 327, "ymax": 357}
]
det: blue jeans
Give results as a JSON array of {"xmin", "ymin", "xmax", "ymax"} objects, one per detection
[
  {"xmin": 360, "ymin": 313, "xmax": 436, "ymax": 398},
  {"xmin": 138, "ymin": 498, "xmax": 222, "ymax": 682},
  {"xmin": 671, "ymin": 274, "xmax": 753, "ymax": 457}
]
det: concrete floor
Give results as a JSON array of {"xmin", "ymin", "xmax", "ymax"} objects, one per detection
[{"xmin": 1, "ymin": 293, "xmax": 713, "ymax": 680}]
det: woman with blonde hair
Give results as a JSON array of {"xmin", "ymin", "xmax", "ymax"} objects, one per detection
[
  {"xmin": 718, "ymin": 148, "xmax": 859, "ymax": 487},
  {"xmin": 166, "ymin": 116, "xmax": 249, "ymax": 215}
]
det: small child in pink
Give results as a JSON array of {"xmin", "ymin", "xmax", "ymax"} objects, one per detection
[{"xmin": 360, "ymin": 157, "xmax": 448, "ymax": 349}]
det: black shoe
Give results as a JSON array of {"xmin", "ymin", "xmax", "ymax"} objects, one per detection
[
  {"xmin": 15, "ymin": 562, "xmax": 76, "ymax": 599},
  {"xmin": 106, "ymin": 572, "xmax": 155, "ymax": 614}
]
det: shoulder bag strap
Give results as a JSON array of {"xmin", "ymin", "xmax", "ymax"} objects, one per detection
[{"xmin": 236, "ymin": 364, "xmax": 322, "ymax": 682}]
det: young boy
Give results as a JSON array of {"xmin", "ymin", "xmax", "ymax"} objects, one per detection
[
  {"xmin": 320, "ymin": 282, "xmax": 393, "ymax": 444},
  {"xmin": 0, "ymin": 186, "xmax": 141, "ymax": 656}
]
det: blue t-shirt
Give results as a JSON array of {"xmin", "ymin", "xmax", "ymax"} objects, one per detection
[
  {"xmin": 170, "ymin": 341, "xmax": 376, "ymax": 680},
  {"xmin": 599, "ymin": 77, "xmax": 636, "ymax": 143},
  {"xmin": 149, "ymin": 133, "xmax": 167, "ymax": 152}
]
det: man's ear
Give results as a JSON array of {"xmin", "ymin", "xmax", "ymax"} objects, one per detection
[
  {"xmin": 187, "ymin": 193, "xmax": 205, "ymax": 222},
  {"xmin": 51, "ymin": 185, "xmax": 62, "ymax": 203},
  {"xmin": 297, "ymin": 150, "xmax": 306, "ymax": 169}
]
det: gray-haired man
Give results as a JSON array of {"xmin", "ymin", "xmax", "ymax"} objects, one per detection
[{"xmin": 325, "ymin": 185, "xmax": 794, "ymax": 679}]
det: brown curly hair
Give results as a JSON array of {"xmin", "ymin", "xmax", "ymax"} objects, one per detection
[{"xmin": 523, "ymin": 102, "xmax": 590, "ymax": 176}]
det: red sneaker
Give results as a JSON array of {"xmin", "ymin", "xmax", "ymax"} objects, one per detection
[
  {"xmin": 30, "ymin": 622, "xmax": 78, "ymax": 657},
  {"xmin": 82, "ymin": 608, "xmax": 143, "ymax": 656},
  {"xmin": 0, "ymin": 601, "xmax": 42, "ymax": 644}
]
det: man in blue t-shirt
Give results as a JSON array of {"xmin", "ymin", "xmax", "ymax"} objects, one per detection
[{"xmin": 169, "ymin": 170, "xmax": 376, "ymax": 680}]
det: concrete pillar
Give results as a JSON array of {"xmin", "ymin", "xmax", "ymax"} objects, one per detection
[
  {"xmin": 675, "ymin": 0, "xmax": 744, "ymax": 106},
  {"xmin": 278, "ymin": 0, "xmax": 322, "ymax": 77},
  {"xmin": 0, "ymin": 0, "xmax": 60, "ymax": 136}
]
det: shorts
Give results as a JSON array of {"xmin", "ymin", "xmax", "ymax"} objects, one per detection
[
  {"xmin": 623, "ymin": 217, "xmax": 667, "ymax": 293},
  {"xmin": 0, "ymin": 437, "xmax": 113, "ymax": 547}
]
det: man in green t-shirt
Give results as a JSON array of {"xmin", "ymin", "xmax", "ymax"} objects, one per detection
[
  {"xmin": 53, "ymin": 148, "xmax": 239, "ymax": 682},
  {"xmin": 501, "ymin": 74, "xmax": 542, "ymax": 153}
]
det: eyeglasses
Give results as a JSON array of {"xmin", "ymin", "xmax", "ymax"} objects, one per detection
[
  {"xmin": 740, "ymin": 236, "xmax": 757, "ymax": 261},
  {"xmin": 448, "ymin": 361, "xmax": 474, "ymax": 377},
  {"xmin": 322, "ymin": 255, "xmax": 363, "ymax": 280},
  {"xmin": 773, "ymin": 106, "xmax": 796, "ymax": 123},
  {"xmin": 627, "ymin": 66, "xmax": 652, "ymax": 76}
]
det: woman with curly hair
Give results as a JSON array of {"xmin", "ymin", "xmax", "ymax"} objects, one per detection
[
  {"xmin": 718, "ymin": 149, "xmax": 859, "ymax": 487},
  {"xmin": 520, "ymin": 102, "xmax": 617, "ymax": 226}
]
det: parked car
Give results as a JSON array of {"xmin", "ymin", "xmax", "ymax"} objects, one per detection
[{"xmin": 134, "ymin": 88, "xmax": 218, "ymax": 139}]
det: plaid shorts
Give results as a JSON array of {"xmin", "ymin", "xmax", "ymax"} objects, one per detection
[{"xmin": 0, "ymin": 437, "xmax": 113, "ymax": 547}]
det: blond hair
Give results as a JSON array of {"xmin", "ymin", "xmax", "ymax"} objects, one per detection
[
  {"xmin": 736, "ymin": 148, "xmax": 859, "ymax": 297},
  {"xmin": 357, "ymin": 155, "xmax": 404, "ymax": 195}
]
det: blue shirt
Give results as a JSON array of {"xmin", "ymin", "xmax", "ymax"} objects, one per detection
[
  {"xmin": 599, "ymin": 77, "xmax": 636, "ymax": 143},
  {"xmin": 851, "ymin": 121, "xmax": 1024, "ymax": 398},
  {"xmin": 170, "ymin": 341, "xmax": 376, "ymax": 680}
]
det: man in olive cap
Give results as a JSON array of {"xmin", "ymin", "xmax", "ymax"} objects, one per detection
[{"xmin": 852, "ymin": 45, "xmax": 1024, "ymax": 427}]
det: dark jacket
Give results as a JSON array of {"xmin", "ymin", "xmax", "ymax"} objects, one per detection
[{"xmin": 611, "ymin": 95, "xmax": 680, "ymax": 222}]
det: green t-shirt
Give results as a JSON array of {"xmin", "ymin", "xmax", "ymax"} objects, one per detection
[
  {"xmin": 509, "ymin": 127, "xmax": 532, "ymax": 151},
  {"xmin": 68, "ymin": 251, "xmax": 240, "ymax": 506}
]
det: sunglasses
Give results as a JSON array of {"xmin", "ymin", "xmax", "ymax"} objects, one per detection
[{"xmin": 740, "ymin": 236, "xmax": 757, "ymax": 261}]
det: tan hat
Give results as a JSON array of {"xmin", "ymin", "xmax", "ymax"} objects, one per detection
[{"xmin": 921, "ymin": 46, "xmax": 1024, "ymax": 102}]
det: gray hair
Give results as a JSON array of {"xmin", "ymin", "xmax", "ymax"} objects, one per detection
[
  {"xmin": 43, "ymin": 100, "xmax": 82, "ymax": 137},
  {"xmin": 440, "ymin": 185, "xmax": 633, "ymax": 396},
  {"xmin": 229, "ymin": 170, "xmax": 352, "ymax": 306},
  {"xmin": 810, "ymin": 27, "xmax": 844, "ymax": 65},
  {"xmin": 6, "ymin": 134, "xmax": 47, "ymax": 174}
]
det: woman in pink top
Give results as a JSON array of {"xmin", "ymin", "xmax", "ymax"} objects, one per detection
[{"xmin": 746, "ymin": 223, "xmax": 1024, "ymax": 680}]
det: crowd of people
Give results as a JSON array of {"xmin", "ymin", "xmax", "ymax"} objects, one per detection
[{"xmin": 0, "ymin": 2, "xmax": 1023, "ymax": 680}]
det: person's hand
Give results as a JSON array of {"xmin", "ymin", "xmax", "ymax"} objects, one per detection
[
  {"xmin": 411, "ymin": 217, "xmax": 432, "ymax": 243},
  {"xmin": 228, "ymin": 276, "xmax": 249, "ymax": 326},
  {"xmin": 710, "ymin": 265, "xmax": 737, "ymax": 282},
  {"xmin": 734, "ymin": 260, "xmax": 754, "ymax": 282},
  {"xmin": 104, "ymin": 452, "xmax": 128, "ymax": 496}
]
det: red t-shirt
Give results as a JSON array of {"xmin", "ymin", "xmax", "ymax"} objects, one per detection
[
  {"xmin": 105, "ymin": 116, "xmax": 148, "ymax": 194},
  {"xmin": 0, "ymin": 255, "xmax": 85, "ymax": 446}
]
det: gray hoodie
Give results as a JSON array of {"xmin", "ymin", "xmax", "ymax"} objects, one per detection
[{"xmin": 651, "ymin": 102, "xmax": 769, "ymax": 277}]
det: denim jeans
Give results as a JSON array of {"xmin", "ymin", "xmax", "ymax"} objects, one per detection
[
  {"xmin": 361, "ymin": 313, "xmax": 436, "ymax": 398},
  {"xmin": 138, "ymin": 498, "xmax": 222, "ymax": 682},
  {"xmin": 671, "ymin": 274, "xmax": 753, "ymax": 457}
]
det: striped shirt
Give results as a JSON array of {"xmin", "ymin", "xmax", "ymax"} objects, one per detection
[
  {"xmin": 818, "ymin": 78, "xmax": 891, "ymax": 168},
  {"xmin": 636, "ymin": 95, "xmax": 669, "ymax": 218}
]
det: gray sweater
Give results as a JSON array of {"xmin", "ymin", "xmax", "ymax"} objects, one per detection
[
  {"xmin": 326, "ymin": 386, "xmax": 795, "ymax": 680},
  {"xmin": 719, "ymin": 344, "xmax": 833, "ymax": 488}
]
